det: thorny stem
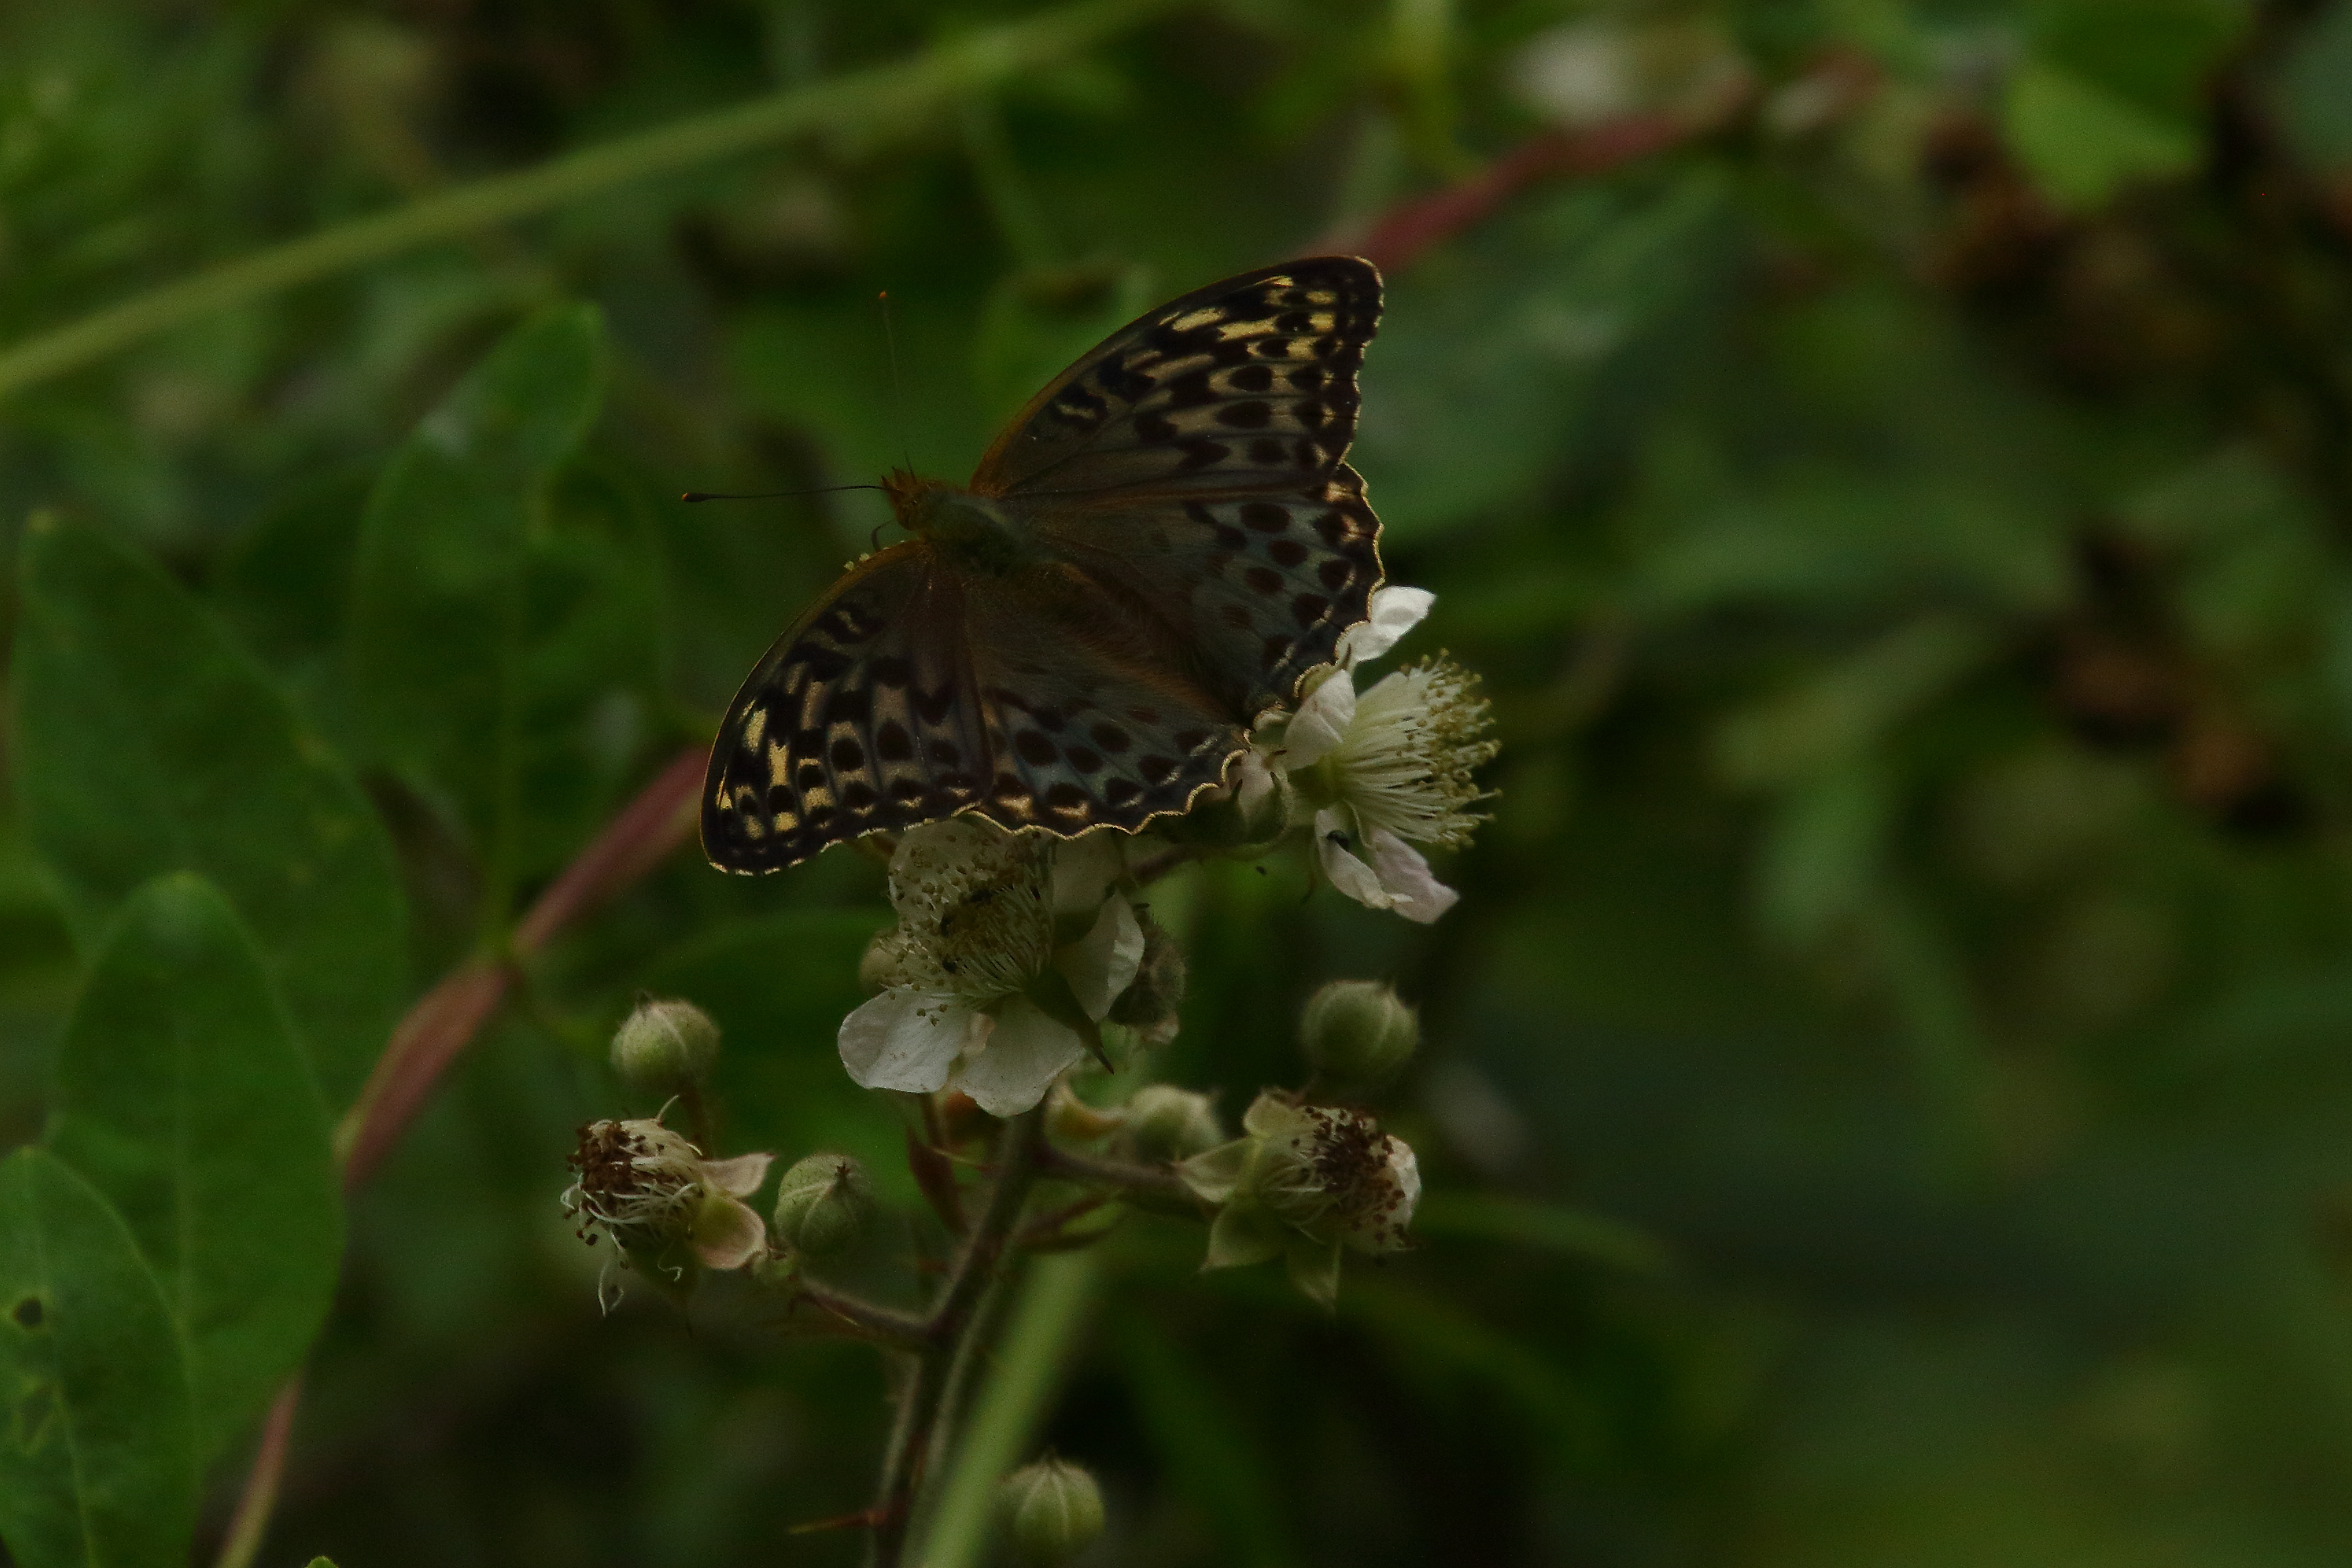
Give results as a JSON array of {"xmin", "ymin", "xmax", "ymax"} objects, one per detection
[
  {"xmin": 1034, "ymin": 1142, "xmax": 1193, "ymax": 1207},
  {"xmin": 867, "ymin": 1107, "xmax": 1046, "ymax": 1568},
  {"xmin": 792, "ymin": 1278, "xmax": 929, "ymax": 1351}
]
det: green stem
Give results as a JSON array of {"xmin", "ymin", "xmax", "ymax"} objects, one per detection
[
  {"xmin": 868, "ymin": 1106, "xmax": 1047, "ymax": 1568},
  {"xmin": 912, "ymin": 1252, "xmax": 1104, "ymax": 1568},
  {"xmin": 0, "ymin": 0, "xmax": 1176, "ymax": 401}
]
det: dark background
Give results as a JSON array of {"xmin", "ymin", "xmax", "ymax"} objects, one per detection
[{"xmin": 8, "ymin": 0, "xmax": 2352, "ymax": 1563}]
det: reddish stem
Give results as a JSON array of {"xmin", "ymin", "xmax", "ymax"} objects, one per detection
[
  {"xmin": 1345, "ymin": 112, "xmax": 1726, "ymax": 274},
  {"xmin": 335, "ymin": 746, "xmax": 704, "ymax": 1188},
  {"xmin": 237, "ymin": 744, "xmax": 705, "ymax": 1554},
  {"xmin": 211, "ymin": 1377, "xmax": 302, "ymax": 1568}
]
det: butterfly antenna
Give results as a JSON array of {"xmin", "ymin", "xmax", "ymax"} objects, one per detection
[
  {"xmin": 880, "ymin": 289, "xmax": 914, "ymax": 475},
  {"xmin": 679, "ymin": 485, "xmax": 886, "ymax": 503}
]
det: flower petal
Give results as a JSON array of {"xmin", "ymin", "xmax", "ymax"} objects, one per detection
[
  {"xmin": 1366, "ymin": 828, "xmax": 1460, "ymax": 923},
  {"xmin": 838, "ymin": 990, "xmax": 967, "ymax": 1093},
  {"xmin": 1316, "ymin": 808, "xmax": 1397, "ymax": 912},
  {"xmin": 690, "ymin": 1193, "xmax": 768, "ymax": 1270},
  {"xmin": 1049, "ymin": 829, "xmax": 1126, "ymax": 918},
  {"xmin": 702, "ymin": 1151, "xmax": 774, "ymax": 1198},
  {"xmin": 1233, "ymin": 746, "xmax": 1277, "ymax": 819},
  {"xmin": 1240, "ymin": 1090, "xmax": 1309, "ymax": 1141},
  {"xmin": 1056, "ymin": 894, "xmax": 1145, "ymax": 1019},
  {"xmin": 1282, "ymin": 669, "xmax": 1357, "ymax": 770},
  {"xmin": 1339, "ymin": 585, "xmax": 1435, "ymax": 666},
  {"xmin": 955, "ymin": 995, "xmax": 1086, "ymax": 1115}
]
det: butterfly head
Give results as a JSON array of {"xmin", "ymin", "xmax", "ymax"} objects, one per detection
[{"xmin": 886, "ymin": 467, "xmax": 1043, "ymax": 578}]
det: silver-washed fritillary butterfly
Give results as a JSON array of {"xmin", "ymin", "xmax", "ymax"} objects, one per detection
[{"xmin": 702, "ymin": 256, "xmax": 1386, "ymax": 872}]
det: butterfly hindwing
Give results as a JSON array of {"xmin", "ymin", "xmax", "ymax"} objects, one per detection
[
  {"xmin": 1029, "ymin": 464, "xmax": 1382, "ymax": 718},
  {"xmin": 974, "ymin": 257, "xmax": 1381, "ymax": 499},
  {"xmin": 957, "ymin": 568, "xmax": 1247, "ymax": 836}
]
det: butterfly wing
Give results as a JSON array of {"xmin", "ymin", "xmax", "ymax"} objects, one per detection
[
  {"xmin": 702, "ymin": 545, "xmax": 1244, "ymax": 870},
  {"xmin": 707, "ymin": 256, "xmax": 1390, "ymax": 871},
  {"xmin": 953, "ymin": 562, "xmax": 1246, "ymax": 837},
  {"xmin": 1024, "ymin": 466, "xmax": 1382, "ymax": 720},
  {"xmin": 704, "ymin": 545, "xmax": 996, "ymax": 872},
  {"xmin": 971, "ymin": 257, "xmax": 1381, "ymax": 500}
]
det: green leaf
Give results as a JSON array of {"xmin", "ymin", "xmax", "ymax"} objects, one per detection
[
  {"xmin": 10, "ymin": 512, "xmax": 407, "ymax": 1108},
  {"xmin": 2272, "ymin": 0, "xmax": 2352, "ymax": 171},
  {"xmin": 1353, "ymin": 171, "xmax": 1736, "ymax": 541},
  {"xmin": 46, "ymin": 873, "xmax": 341, "ymax": 1460},
  {"xmin": 2032, "ymin": 0, "xmax": 2244, "ymax": 121},
  {"xmin": 2002, "ymin": 59, "xmax": 2202, "ymax": 210},
  {"xmin": 345, "ymin": 302, "xmax": 608, "ymax": 900},
  {"xmin": 0, "ymin": 1146, "xmax": 198, "ymax": 1568}
]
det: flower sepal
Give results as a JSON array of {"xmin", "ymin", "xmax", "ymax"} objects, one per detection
[
  {"xmin": 1203, "ymin": 1199, "xmax": 1287, "ymax": 1270},
  {"xmin": 1284, "ymin": 1233, "xmax": 1344, "ymax": 1311}
]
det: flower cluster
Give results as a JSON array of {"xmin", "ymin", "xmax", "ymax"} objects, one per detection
[{"xmin": 562, "ymin": 582, "xmax": 1478, "ymax": 1328}]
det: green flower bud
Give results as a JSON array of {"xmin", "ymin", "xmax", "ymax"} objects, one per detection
[
  {"xmin": 770, "ymin": 1154, "xmax": 875, "ymax": 1258},
  {"xmin": 1124, "ymin": 1084, "xmax": 1224, "ymax": 1163},
  {"xmin": 1298, "ymin": 980, "xmax": 1418, "ymax": 1086},
  {"xmin": 610, "ymin": 998, "xmax": 720, "ymax": 1093},
  {"xmin": 1001, "ymin": 1457, "xmax": 1105, "ymax": 1566}
]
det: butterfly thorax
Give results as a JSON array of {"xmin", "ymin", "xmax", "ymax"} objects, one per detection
[{"xmin": 886, "ymin": 470, "xmax": 1041, "ymax": 578}]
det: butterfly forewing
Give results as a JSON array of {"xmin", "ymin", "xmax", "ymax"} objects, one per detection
[
  {"xmin": 704, "ymin": 548, "xmax": 995, "ymax": 872},
  {"xmin": 974, "ymin": 258, "xmax": 1380, "ymax": 499}
]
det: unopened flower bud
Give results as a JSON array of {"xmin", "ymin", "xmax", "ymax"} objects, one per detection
[
  {"xmin": 1001, "ymin": 1457, "xmax": 1105, "ymax": 1565},
  {"xmin": 610, "ymin": 998, "xmax": 720, "ymax": 1092},
  {"xmin": 1124, "ymin": 1084, "xmax": 1223, "ymax": 1163},
  {"xmin": 770, "ymin": 1154, "xmax": 875, "ymax": 1258},
  {"xmin": 1299, "ymin": 980, "xmax": 1418, "ymax": 1086},
  {"xmin": 1048, "ymin": 1081, "xmax": 1125, "ymax": 1143}
]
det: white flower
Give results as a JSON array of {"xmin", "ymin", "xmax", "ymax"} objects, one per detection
[
  {"xmin": 1261, "ymin": 587, "xmax": 1497, "ymax": 923},
  {"xmin": 562, "ymin": 1114, "xmax": 774, "ymax": 1309},
  {"xmin": 1177, "ymin": 1091, "xmax": 1421, "ymax": 1307},
  {"xmin": 838, "ymin": 818, "xmax": 1144, "ymax": 1116}
]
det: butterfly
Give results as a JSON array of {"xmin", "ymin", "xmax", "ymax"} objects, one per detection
[{"xmin": 702, "ymin": 256, "xmax": 1386, "ymax": 872}]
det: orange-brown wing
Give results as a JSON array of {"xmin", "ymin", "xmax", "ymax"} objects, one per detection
[
  {"xmin": 703, "ymin": 545, "xmax": 995, "ymax": 872},
  {"xmin": 971, "ymin": 257, "xmax": 1381, "ymax": 500}
]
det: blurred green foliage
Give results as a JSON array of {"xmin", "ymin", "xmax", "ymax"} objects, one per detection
[{"xmin": 9, "ymin": 0, "xmax": 2352, "ymax": 1564}]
